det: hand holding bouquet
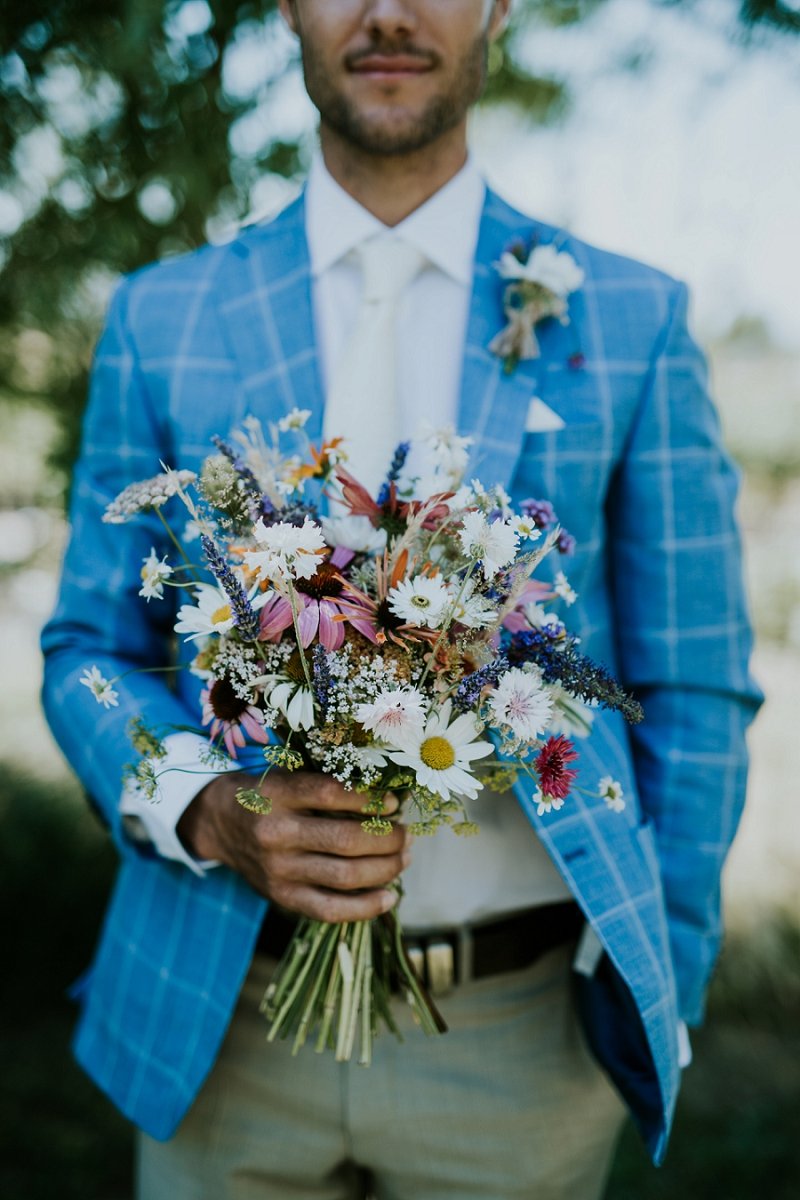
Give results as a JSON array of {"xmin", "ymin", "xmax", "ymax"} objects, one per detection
[{"xmin": 89, "ymin": 415, "xmax": 640, "ymax": 1063}]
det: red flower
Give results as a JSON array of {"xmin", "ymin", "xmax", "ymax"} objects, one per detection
[
  {"xmin": 535, "ymin": 735, "xmax": 578, "ymax": 800},
  {"xmin": 334, "ymin": 466, "xmax": 452, "ymax": 534}
]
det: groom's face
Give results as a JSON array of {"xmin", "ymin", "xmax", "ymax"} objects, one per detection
[{"xmin": 280, "ymin": 0, "xmax": 510, "ymax": 155}]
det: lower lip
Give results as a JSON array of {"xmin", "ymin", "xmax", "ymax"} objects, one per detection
[{"xmin": 352, "ymin": 66, "xmax": 431, "ymax": 81}]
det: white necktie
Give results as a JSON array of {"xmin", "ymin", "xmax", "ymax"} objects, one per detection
[{"xmin": 325, "ymin": 234, "xmax": 425, "ymax": 496}]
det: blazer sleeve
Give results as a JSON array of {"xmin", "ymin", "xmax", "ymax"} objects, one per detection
[
  {"xmin": 605, "ymin": 279, "xmax": 763, "ymax": 1025},
  {"xmin": 41, "ymin": 274, "xmax": 205, "ymax": 859}
]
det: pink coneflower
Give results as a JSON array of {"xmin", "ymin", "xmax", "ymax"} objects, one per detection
[
  {"xmin": 201, "ymin": 679, "xmax": 269, "ymax": 758},
  {"xmin": 535, "ymin": 734, "xmax": 578, "ymax": 800},
  {"xmin": 258, "ymin": 562, "xmax": 355, "ymax": 651}
]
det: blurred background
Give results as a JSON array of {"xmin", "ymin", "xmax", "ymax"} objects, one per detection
[{"xmin": 1, "ymin": 0, "xmax": 799, "ymax": 1195}]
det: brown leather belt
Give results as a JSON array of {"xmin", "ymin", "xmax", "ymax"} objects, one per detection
[{"xmin": 256, "ymin": 901, "xmax": 583, "ymax": 992}]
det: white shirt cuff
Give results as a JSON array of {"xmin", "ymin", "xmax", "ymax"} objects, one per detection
[
  {"xmin": 677, "ymin": 1019, "xmax": 692, "ymax": 1069},
  {"xmin": 120, "ymin": 731, "xmax": 239, "ymax": 875}
]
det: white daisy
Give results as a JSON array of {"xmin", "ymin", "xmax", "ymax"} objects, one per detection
[
  {"xmin": 510, "ymin": 514, "xmax": 542, "ymax": 541},
  {"xmin": 79, "ymin": 665, "xmax": 119, "ymax": 709},
  {"xmin": 244, "ymin": 517, "xmax": 326, "ymax": 584},
  {"xmin": 355, "ymin": 687, "xmax": 428, "ymax": 741},
  {"xmin": 139, "ymin": 547, "xmax": 173, "ymax": 602},
  {"xmin": 448, "ymin": 579, "xmax": 496, "ymax": 629},
  {"xmin": 417, "ymin": 423, "xmax": 472, "ymax": 483},
  {"xmin": 277, "ymin": 407, "xmax": 312, "ymax": 433},
  {"xmin": 598, "ymin": 777, "xmax": 626, "ymax": 813},
  {"xmin": 459, "ymin": 511, "xmax": 519, "ymax": 580},
  {"xmin": 554, "ymin": 570, "xmax": 577, "ymax": 606},
  {"xmin": 386, "ymin": 701, "xmax": 493, "ymax": 801},
  {"xmin": 268, "ymin": 680, "xmax": 316, "ymax": 732},
  {"xmin": 174, "ymin": 583, "xmax": 239, "ymax": 641},
  {"xmin": 388, "ymin": 575, "xmax": 450, "ymax": 628},
  {"xmin": 488, "ymin": 667, "xmax": 553, "ymax": 742},
  {"xmin": 535, "ymin": 790, "xmax": 566, "ymax": 817}
]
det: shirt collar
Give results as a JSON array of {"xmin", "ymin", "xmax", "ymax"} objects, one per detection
[{"xmin": 305, "ymin": 155, "xmax": 485, "ymax": 287}]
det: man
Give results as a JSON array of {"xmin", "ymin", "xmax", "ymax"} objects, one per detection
[{"xmin": 42, "ymin": 1, "xmax": 762, "ymax": 1197}]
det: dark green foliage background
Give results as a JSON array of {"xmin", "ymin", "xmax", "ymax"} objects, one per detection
[{"xmin": 0, "ymin": 0, "xmax": 797, "ymax": 494}]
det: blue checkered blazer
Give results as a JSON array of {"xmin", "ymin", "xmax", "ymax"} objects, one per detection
[{"xmin": 41, "ymin": 186, "xmax": 762, "ymax": 1163}]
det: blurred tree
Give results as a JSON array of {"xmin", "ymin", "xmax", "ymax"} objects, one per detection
[{"xmin": 0, "ymin": 0, "xmax": 796, "ymax": 496}]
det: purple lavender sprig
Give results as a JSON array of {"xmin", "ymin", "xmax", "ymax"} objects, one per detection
[
  {"xmin": 376, "ymin": 441, "xmax": 411, "ymax": 505},
  {"xmin": 200, "ymin": 533, "xmax": 260, "ymax": 641},
  {"xmin": 312, "ymin": 644, "xmax": 334, "ymax": 718},
  {"xmin": 453, "ymin": 654, "xmax": 510, "ymax": 712},
  {"xmin": 506, "ymin": 629, "xmax": 643, "ymax": 724}
]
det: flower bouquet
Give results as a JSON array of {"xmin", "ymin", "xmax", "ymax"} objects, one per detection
[{"xmin": 88, "ymin": 415, "xmax": 640, "ymax": 1064}]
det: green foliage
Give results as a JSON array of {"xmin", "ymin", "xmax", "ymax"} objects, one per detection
[{"xmin": 0, "ymin": 0, "xmax": 795, "ymax": 501}]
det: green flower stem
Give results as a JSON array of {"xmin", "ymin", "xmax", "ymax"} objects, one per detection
[
  {"xmin": 292, "ymin": 925, "xmax": 341, "ymax": 1056},
  {"xmin": 286, "ymin": 582, "xmax": 314, "ymax": 692},
  {"xmin": 266, "ymin": 921, "xmax": 328, "ymax": 1042},
  {"xmin": 262, "ymin": 920, "xmax": 311, "ymax": 1015},
  {"xmin": 417, "ymin": 559, "xmax": 478, "ymax": 690},
  {"xmin": 316, "ymin": 933, "xmax": 345, "ymax": 1053},
  {"xmin": 340, "ymin": 921, "xmax": 369, "ymax": 1062},
  {"xmin": 388, "ymin": 911, "xmax": 448, "ymax": 1036},
  {"xmin": 156, "ymin": 507, "xmax": 201, "ymax": 582},
  {"xmin": 359, "ymin": 928, "xmax": 374, "ymax": 1066},
  {"xmin": 335, "ymin": 924, "xmax": 359, "ymax": 1061}
]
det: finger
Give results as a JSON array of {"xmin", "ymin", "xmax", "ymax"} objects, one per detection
[
  {"xmin": 276, "ymin": 884, "xmax": 399, "ymax": 924},
  {"xmin": 276, "ymin": 774, "xmax": 400, "ymax": 817},
  {"xmin": 292, "ymin": 814, "xmax": 409, "ymax": 857},
  {"xmin": 284, "ymin": 850, "xmax": 411, "ymax": 892}
]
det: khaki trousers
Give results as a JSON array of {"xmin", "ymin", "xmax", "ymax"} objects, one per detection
[{"xmin": 137, "ymin": 944, "xmax": 626, "ymax": 1200}]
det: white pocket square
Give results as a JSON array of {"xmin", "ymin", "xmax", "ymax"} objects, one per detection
[{"xmin": 525, "ymin": 397, "xmax": 565, "ymax": 433}]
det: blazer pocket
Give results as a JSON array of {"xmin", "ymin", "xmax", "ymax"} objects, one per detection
[{"xmin": 522, "ymin": 419, "xmax": 608, "ymax": 456}]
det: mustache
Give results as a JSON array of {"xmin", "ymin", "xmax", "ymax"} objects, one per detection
[{"xmin": 344, "ymin": 42, "xmax": 440, "ymax": 69}]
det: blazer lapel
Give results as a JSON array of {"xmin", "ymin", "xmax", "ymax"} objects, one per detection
[
  {"xmin": 213, "ymin": 194, "xmax": 326, "ymax": 446},
  {"xmin": 458, "ymin": 189, "xmax": 563, "ymax": 491}
]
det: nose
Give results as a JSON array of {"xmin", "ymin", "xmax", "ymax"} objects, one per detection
[{"xmin": 362, "ymin": 0, "xmax": 420, "ymax": 38}]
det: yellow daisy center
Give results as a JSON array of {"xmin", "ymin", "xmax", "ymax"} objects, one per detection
[
  {"xmin": 211, "ymin": 603, "xmax": 232, "ymax": 625},
  {"xmin": 419, "ymin": 736, "xmax": 456, "ymax": 771}
]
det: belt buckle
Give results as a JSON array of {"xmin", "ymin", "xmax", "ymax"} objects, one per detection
[
  {"xmin": 405, "ymin": 925, "xmax": 475, "ymax": 996},
  {"xmin": 425, "ymin": 941, "xmax": 455, "ymax": 996}
]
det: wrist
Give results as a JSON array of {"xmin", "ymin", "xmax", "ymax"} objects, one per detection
[{"xmin": 177, "ymin": 774, "xmax": 248, "ymax": 863}]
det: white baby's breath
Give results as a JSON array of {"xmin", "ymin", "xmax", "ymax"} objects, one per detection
[{"xmin": 103, "ymin": 470, "xmax": 196, "ymax": 524}]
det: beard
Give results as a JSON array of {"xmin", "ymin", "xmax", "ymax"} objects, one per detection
[{"xmin": 299, "ymin": 33, "xmax": 489, "ymax": 156}]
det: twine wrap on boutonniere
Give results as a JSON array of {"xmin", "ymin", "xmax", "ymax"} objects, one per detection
[{"xmin": 490, "ymin": 238, "xmax": 585, "ymax": 374}]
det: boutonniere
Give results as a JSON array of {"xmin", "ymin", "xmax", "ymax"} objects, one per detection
[{"xmin": 489, "ymin": 239, "xmax": 585, "ymax": 374}]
